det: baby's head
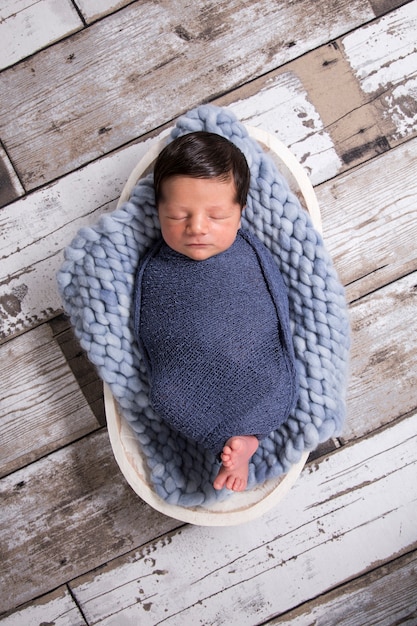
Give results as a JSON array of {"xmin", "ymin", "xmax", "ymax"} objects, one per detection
[
  {"xmin": 153, "ymin": 131, "xmax": 250, "ymax": 208},
  {"xmin": 153, "ymin": 132, "xmax": 251, "ymax": 260}
]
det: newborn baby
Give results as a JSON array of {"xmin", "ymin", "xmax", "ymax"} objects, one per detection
[{"xmin": 133, "ymin": 131, "xmax": 299, "ymax": 492}]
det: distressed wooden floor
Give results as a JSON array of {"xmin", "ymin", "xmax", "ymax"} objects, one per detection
[{"xmin": 1, "ymin": 1, "xmax": 417, "ymax": 624}]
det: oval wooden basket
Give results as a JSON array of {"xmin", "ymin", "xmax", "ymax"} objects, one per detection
[{"xmin": 104, "ymin": 125, "xmax": 322, "ymax": 526}]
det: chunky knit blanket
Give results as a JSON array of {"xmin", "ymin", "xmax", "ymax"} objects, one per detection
[
  {"xmin": 57, "ymin": 104, "xmax": 350, "ymax": 508},
  {"xmin": 135, "ymin": 229, "xmax": 299, "ymax": 454}
]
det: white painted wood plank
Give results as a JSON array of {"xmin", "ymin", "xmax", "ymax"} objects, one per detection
[
  {"xmin": 0, "ymin": 136, "xmax": 155, "ymax": 339},
  {"xmin": 266, "ymin": 551, "xmax": 417, "ymax": 626},
  {"xmin": 75, "ymin": 0, "xmax": 132, "ymax": 24},
  {"xmin": 343, "ymin": 1, "xmax": 417, "ymax": 93},
  {"xmin": 70, "ymin": 413, "xmax": 417, "ymax": 625},
  {"xmin": 285, "ymin": 39, "xmax": 396, "ymax": 169},
  {"xmin": 0, "ymin": 0, "xmax": 374, "ymax": 188},
  {"xmin": 0, "ymin": 0, "xmax": 83, "ymax": 70},
  {"xmin": 0, "ymin": 586, "xmax": 86, "ymax": 626},
  {"xmin": 224, "ymin": 72, "xmax": 342, "ymax": 186},
  {"xmin": 0, "ymin": 324, "xmax": 100, "ymax": 476},
  {"xmin": 345, "ymin": 271, "xmax": 417, "ymax": 442},
  {"xmin": 0, "ymin": 429, "xmax": 179, "ymax": 614},
  {"xmin": 342, "ymin": 1, "xmax": 417, "ymax": 141},
  {"xmin": 0, "ymin": 139, "xmax": 152, "ymax": 263},
  {"xmin": 317, "ymin": 138, "xmax": 417, "ymax": 301}
]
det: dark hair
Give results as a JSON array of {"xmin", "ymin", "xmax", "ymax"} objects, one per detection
[{"xmin": 153, "ymin": 131, "xmax": 250, "ymax": 208}]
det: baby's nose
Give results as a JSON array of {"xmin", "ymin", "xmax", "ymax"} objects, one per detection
[{"xmin": 187, "ymin": 214, "xmax": 209, "ymax": 234}]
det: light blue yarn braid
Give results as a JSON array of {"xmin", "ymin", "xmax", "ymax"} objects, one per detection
[{"xmin": 57, "ymin": 105, "xmax": 350, "ymax": 507}]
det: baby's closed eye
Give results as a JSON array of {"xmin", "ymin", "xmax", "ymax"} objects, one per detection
[
  {"xmin": 167, "ymin": 214, "xmax": 187, "ymax": 220},
  {"xmin": 208, "ymin": 211, "xmax": 234, "ymax": 220}
]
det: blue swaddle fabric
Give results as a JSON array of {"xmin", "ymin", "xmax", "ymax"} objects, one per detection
[
  {"xmin": 57, "ymin": 104, "xmax": 350, "ymax": 507},
  {"xmin": 134, "ymin": 229, "xmax": 299, "ymax": 454}
]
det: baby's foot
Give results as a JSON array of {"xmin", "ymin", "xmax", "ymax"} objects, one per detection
[{"xmin": 213, "ymin": 435, "xmax": 259, "ymax": 492}]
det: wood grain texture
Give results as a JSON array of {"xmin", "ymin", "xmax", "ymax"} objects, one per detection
[
  {"xmin": 345, "ymin": 271, "xmax": 417, "ymax": 442},
  {"xmin": 0, "ymin": 0, "xmax": 83, "ymax": 70},
  {"xmin": 218, "ymin": 70, "xmax": 342, "ymax": 186},
  {"xmin": 0, "ymin": 324, "xmax": 100, "ymax": 477},
  {"xmin": 342, "ymin": 2, "xmax": 417, "ymax": 145},
  {"xmin": 0, "ymin": 133, "xmax": 159, "ymax": 340},
  {"xmin": 0, "ymin": 144, "xmax": 24, "ymax": 208},
  {"xmin": 0, "ymin": 586, "xmax": 86, "ymax": 626},
  {"xmin": 0, "ymin": 429, "xmax": 180, "ymax": 614},
  {"xmin": 69, "ymin": 414, "xmax": 417, "ymax": 625},
  {"xmin": 288, "ymin": 42, "xmax": 393, "ymax": 170},
  {"xmin": 258, "ymin": 3, "xmax": 417, "ymax": 172},
  {"xmin": 0, "ymin": 0, "xmax": 375, "ymax": 189},
  {"xmin": 75, "ymin": 0, "xmax": 133, "ymax": 23},
  {"xmin": 266, "ymin": 550, "xmax": 417, "ymax": 625},
  {"xmin": 317, "ymin": 138, "xmax": 417, "ymax": 302},
  {"xmin": 219, "ymin": 19, "xmax": 416, "ymax": 180}
]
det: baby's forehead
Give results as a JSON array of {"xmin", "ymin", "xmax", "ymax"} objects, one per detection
[{"xmin": 159, "ymin": 174, "xmax": 237, "ymax": 196}]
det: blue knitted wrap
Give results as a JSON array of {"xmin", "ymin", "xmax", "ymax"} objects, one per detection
[{"xmin": 57, "ymin": 105, "xmax": 350, "ymax": 508}]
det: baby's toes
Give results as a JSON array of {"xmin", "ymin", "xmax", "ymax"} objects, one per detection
[{"xmin": 221, "ymin": 455, "xmax": 233, "ymax": 468}]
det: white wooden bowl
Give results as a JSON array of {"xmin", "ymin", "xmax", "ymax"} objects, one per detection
[{"xmin": 104, "ymin": 124, "xmax": 322, "ymax": 526}]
